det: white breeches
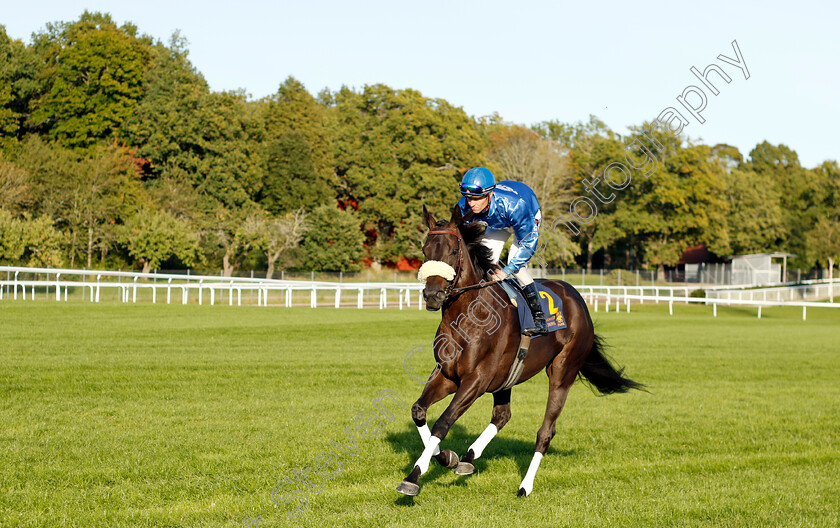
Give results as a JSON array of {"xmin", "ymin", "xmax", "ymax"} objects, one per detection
[{"xmin": 481, "ymin": 210, "xmax": 541, "ymax": 286}]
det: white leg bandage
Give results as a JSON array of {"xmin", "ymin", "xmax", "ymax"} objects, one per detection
[
  {"xmin": 467, "ymin": 424, "xmax": 498, "ymax": 459},
  {"xmin": 415, "ymin": 436, "xmax": 441, "ymax": 475},
  {"xmin": 417, "ymin": 424, "xmax": 441, "ymax": 455},
  {"xmin": 518, "ymin": 452, "xmax": 543, "ymax": 496}
]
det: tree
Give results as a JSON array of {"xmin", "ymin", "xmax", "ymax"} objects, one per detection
[
  {"xmin": 264, "ymin": 210, "xmax": 307, "ymax": 279},
  {"xmin": 0, "ymin": 157, "xmax": 33, "ymax": 213},
  {"xmin": 302, "ymin": 205, "xmax": 364, "ymax": 272},
  {"xmin": 611, "ymin": 134, "xmax": 730, "ymax": 275},
  {"xmin": 488, "ymin": 125, "xmax": 575, "ymax": 217},
  {"xmin": 809, "ymin": 218, "xmax": 840, "ymax": 301},
  {"xmin": 119, "ymin": 208, "xmax": 198, "ymax": 273},
  {"xmin": 23, "ymin": 214, "xmax": 64, "ymax": 267},
  {"xmin": 0, "ymin": 208, "xmax": 26, "ymax": 263},
  {"xmin": 13, "ymin": 137, "xmax": 146, "ymax": 267},
  {"xmin": 0, "ymin": 26, "xmax": 40, "ymax": 143},
  {"xmin": 29, "ymin": 12, "xmax": 150, "ymax": 148},
  {"xmin": 330, "ymin": 84, "xmax": 486, "ymax": 265},
  {"xmin": 121, "ymin": 37, "xmax": 263, "ymax": 209},
  {"xmin": 261, "ymin": 131, "xmax": 326, "ymax": 214},
  {"xmin": 236, "ymin": 209, "xmax": 307, "ymax": 278},
  {"xmin": 745, "ymin": 141, "xmax": 815, "ymax": 267},
  {"xmin": 0, "ymin": 209, "xmax": 63, "ymax": 266},
  {"xmin": 721, "ymin": 167, "xmax": 786, "ymax": 254},
  {"xmin": 486, "ymin": 124, "xmax": 578, "ymax": 267},
  {"xmin": 808, "ymin": 160, "xmax": 840, "ymax": 300},
  {"xmin": 259, "ymin": 76, "xmax": 334, "ymax": 214},
  {"xmin": 539, "ymin": 116, "xmax": 625, "ymax": 270},
  {"xmin": 197, "ymin": 205, "xmax": 261, "ymax": 277}
]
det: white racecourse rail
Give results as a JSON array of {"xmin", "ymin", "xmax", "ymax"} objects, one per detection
[
  {"xmin": 0, "ymin": 266, "xmax": 424, "ymax": 310},
  {"xmin": 2, "ymin": 266, "xmax": 839, "ymax": 319}
]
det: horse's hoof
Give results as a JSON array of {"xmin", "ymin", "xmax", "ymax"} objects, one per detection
[
  {"xmin": 437, "ymin": 449, "xmax": 459, "ymax": 469},
  {"xmin": 396, "ymin": 480, "xmax": 420, "ymax": 496},
  {"xmin": 454, "ymin": 461, "xmax": 475, "ymax": 475},
  {"xmin": 517, "ymin": 487, "xmax": 528, "ymax": 497}
]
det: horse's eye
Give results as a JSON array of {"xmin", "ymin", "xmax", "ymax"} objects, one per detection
[{"xmin": 451, "ymin": 248, "xmax": 458, "ymax": 256}]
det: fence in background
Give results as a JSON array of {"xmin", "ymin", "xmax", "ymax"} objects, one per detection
[
  {"xmin": 65, "ymin": 265, "xmax": 828, "ymax": 288},
  {"xmin": 2, "ymin": 266, "xmax": 839, "ymax": 320},
  {"xmin": 0, "ymin": 266, "xmax": 425, "ymax": 310}
]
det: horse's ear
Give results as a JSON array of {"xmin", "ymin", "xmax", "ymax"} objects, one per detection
[
  {"xmin": 422, "ymin": 204, "xmax": 435, "ymax": 230},
  {"xmin": 450, "ymin": 204, "xmax": 463, "ymax": 225}
]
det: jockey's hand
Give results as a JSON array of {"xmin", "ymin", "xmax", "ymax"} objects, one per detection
[{"xmin": 490, "ymin": 269, "xmax": 509, "ymax": 282}]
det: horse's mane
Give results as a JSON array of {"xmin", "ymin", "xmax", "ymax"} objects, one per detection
[
  {"xmin": 431, "ymin": 211, "xmax": 496, "ymax": 277},
  {"xmin": 456, "ymin": 219, "xmax": 495, "ymax": 277}
]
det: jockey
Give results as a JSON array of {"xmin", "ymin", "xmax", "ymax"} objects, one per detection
[{"xmin": 458, "ymin": 167, "xmax": 548, "ymax": 336}]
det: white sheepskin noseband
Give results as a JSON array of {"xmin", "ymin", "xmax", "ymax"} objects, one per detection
[{"xmin": 418, "ymin": 260, "xmax": 456, "ymax": 282}]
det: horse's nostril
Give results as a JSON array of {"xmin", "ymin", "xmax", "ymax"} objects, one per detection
[{"xmin": 423, "ymin": 289, "xmax": 444, "ymax": 304}]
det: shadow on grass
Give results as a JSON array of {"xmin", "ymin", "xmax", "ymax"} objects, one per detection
[{"xmin": 385, "ymin": 421, "xmax": 578, "ymax": 502}]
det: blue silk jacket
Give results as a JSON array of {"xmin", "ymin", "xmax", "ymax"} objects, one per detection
[{"xmin": 458, "ymin": 180, "xmax": 541, "ymax": 275}]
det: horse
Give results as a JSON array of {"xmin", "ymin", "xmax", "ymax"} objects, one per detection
[{"xmin": 396, "ymin": 204, "xmax": 644, "ymax": 497}]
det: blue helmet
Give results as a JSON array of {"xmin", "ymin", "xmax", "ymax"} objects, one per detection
[{"xmin": 460, "ymin": 167, "xmax": 496, "ymax": 197}]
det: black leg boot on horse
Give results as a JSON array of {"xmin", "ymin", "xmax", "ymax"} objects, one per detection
[{"xmin": 521, "ymin": 282, "xmax": 548, "ymax": 336}]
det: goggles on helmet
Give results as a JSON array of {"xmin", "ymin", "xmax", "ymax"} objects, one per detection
[{"xmin": 460, "ymin": 182, "xmax": 494, "ymax": 197}]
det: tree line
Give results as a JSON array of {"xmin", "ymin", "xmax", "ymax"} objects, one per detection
[{"xmin": 1, "ymin": 12, "xmax": 838, "ymax": 277}]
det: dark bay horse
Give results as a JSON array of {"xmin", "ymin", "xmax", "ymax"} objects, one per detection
[{"xmin": 396, "ymin": 205, "xmax": 643, "ymax": 497}]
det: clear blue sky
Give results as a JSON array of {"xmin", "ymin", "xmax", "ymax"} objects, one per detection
[{"xmin": 2, "ymin": 0, "xmax": 838, "ymax": 168}]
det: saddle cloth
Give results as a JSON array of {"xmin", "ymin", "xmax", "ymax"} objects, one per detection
[{"xmin": 511, "ymin": 279, "xmax": 567, "ymax": 334}]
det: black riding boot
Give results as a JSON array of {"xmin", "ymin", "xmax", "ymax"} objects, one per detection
[{"xmin": 522, "ymin": 283, "xmax": 549, "ymax": 336}]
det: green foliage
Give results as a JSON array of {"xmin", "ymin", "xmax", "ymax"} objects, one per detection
[
  {"xmin": 542, "ymin": 117, "xmax": 625, "ymax": 269},
  {"xmin": 261, "ymin": 131, "xmax": 327, "ymax": 214},
  {"xmin": 806, "ymin": 161, "xmax": 840, "ymax": 270},
  {"xmin": 235, "ymin": 208, "xmax": 307, "ymax": 278},
  {"xmin": 0, "ymin": 208, "xmax": 63, "ymax": 266},
  {"xmin": 721, "ymin": 167, "xmax": 786, "ymax": 254},
  {"xmin": 119, "ymin": 208, "xmax": 198, "ymax": 273},
  {"xmin": 259, "ymin": 76, "xmax": 334, "ymax": 214},
  {"xmin": 302, "ymin": 204, "xmax": 364, "ymax": 271},
  {"xmin": 11, "ymin": 138, "xmax": 146, "ymax": 268},
  {"xmin": 29, "ymin": 12, "xmax": 150, "ymax": 148},
  {"xmin": 809, "ymin": 217, "xmax": 840, "ymax": 267},
  {"xmin": 745, "ymin": 141, "xmax": 816, "ymax": 267},
  {"xmin": 23, "ymin": 213, "xmax": 64, "ymax": 266},
  {"xmin": 121, "ymin": 39, "xmax": 262, "ymax": 209},
  {"xmin": 0, "ymin": 208, "xmax": 26, "ymax": 262},
  {"xmin": 0, "ymin": 157, "xmax": 33, "ymax": 212},
  {"xmin": 331, "ymin": 84, "xmax": 486, "ymax": 264},
  {"xmin": 0, "ymin": 26, "xmax": 40, "ymax": 142}
]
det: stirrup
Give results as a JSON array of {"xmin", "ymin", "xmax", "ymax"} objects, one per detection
[{"xmin": 522, "ymin": 319, "xmax": 548, "ymax": 336}]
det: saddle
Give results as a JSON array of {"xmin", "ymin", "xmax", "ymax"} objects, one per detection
[
  {"xmin": 494, "ymin": 279, "xmax": 567, "ymax": 392},
  {"xmin": 497, "ymin": 279, "xmax": 567, "ymax": 333}
]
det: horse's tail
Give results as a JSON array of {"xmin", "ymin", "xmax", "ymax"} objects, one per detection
[{"xmin": 578, "ymin": 334, "xmax": 645, "ymax": 394}]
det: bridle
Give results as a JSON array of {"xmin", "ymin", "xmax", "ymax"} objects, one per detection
[
  {"xmin": 425, "ymin": 228, "xmax": 497, "ymax": 300},
  {"xmin": 426, "ymin": 229, "xmax": 464, "ymax": 297}
]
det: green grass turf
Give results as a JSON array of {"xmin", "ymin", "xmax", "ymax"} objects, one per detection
[{"xmin": 1, "ymin": 301, "xmax": 838, "ymax": 527}]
